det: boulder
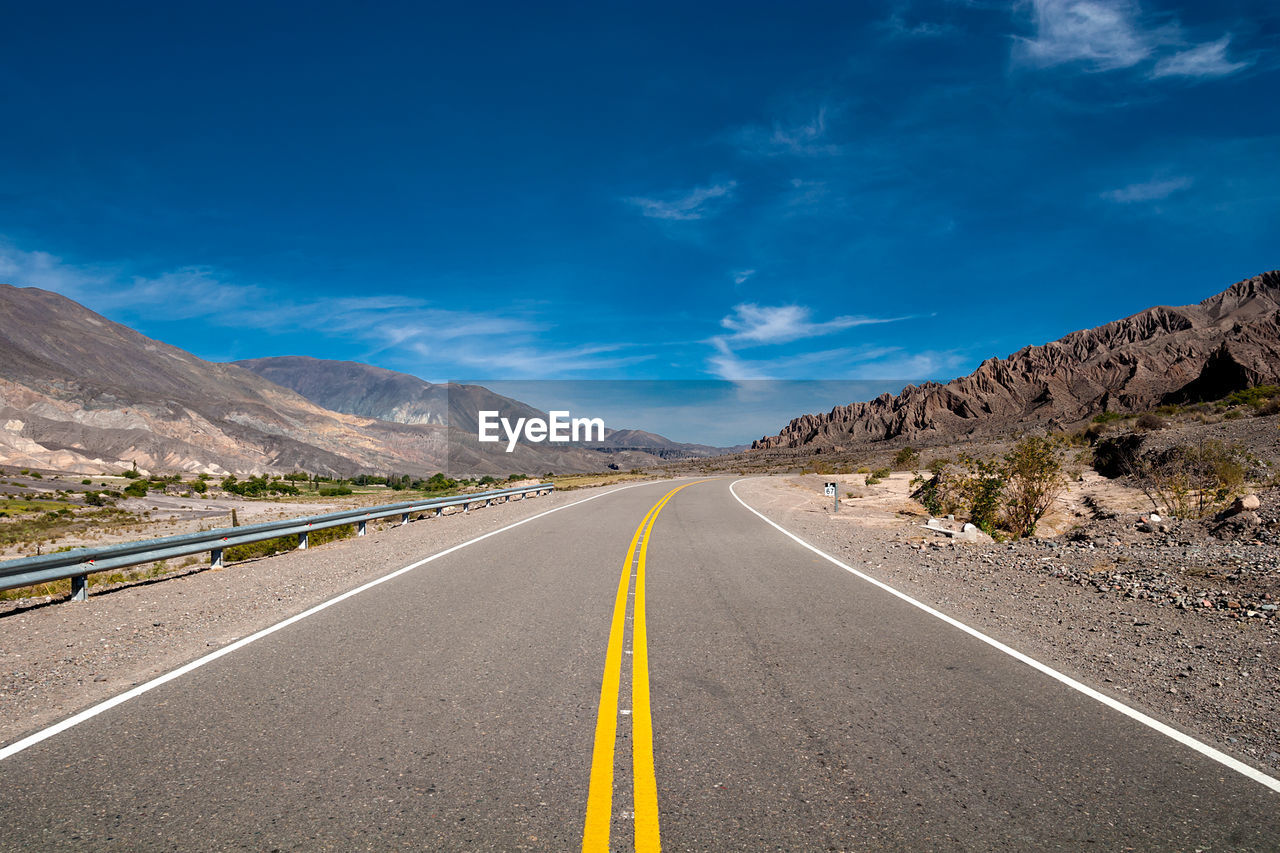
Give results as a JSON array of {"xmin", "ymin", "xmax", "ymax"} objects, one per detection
[{"xmin": 1232, "ymin": 494, "xmax": 1261, "ymax": 513}]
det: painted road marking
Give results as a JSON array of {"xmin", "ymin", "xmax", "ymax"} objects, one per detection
[
  {"xmin": 583, "ymin": 480, "xmax": 710, "ymax": 852},
  {"xmin": 728, "ymin": 477, "xmax": 1280, "ymax": 796},
  {"xmin": 0, "ymin": 480, "xmax": 662, "ymax": 763}
]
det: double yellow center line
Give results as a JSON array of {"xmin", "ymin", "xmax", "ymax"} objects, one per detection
[{"xmin": 582, "ymin": 481, "xmax": 708, "ymax": 852}]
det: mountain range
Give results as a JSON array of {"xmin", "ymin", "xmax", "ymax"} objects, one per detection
[
  {"xmin": 752, "ymin": 271, "xmax": 1280, "ymax": 452},
  {"xmin": 234, "ymin": 356, "xmax": 734, "ymax": 460},
  {"xmin": 4, "ymin": 270, "xmax": 1278, "ymax": 476},
  {"xmin": 0, "ymin": 286, "xmax": 719, "ymax": 476}
]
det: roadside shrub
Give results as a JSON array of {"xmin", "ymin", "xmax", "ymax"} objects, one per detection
[
  {"xmin": 891, "ymin": 447, "xmax": 920, "ymax": 471},
  {"xmin": 318, "ymin": 486, "xmax": 353, "ymax": 496},
  {"xmin": 1135, "ymin": 413, "xmax": 1166, "ymax": 431},
  {"xmin": 1002, "ymin": 436, "xmax": 1066, "ymax": 538},
  {"xmin": 123, "ymin": 480, "xmax": 149, "ymax": 498},
  {"xmin": 1130, "ymin": 440, "xmax": 1247, "ymax": 519}
]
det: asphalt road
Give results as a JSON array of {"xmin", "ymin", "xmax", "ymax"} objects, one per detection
[{"xmin": 1, "ymin": 478, "xmax": 1277, "ymax": 851}]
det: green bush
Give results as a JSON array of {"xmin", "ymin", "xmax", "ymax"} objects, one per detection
[
  {"xmin": 1225, "ymin": 385, "xmax": 1280, "ymax": 409},
  {"xmin": 892, "ymin": 447, "xmax": 920, "ymax": 471},
  {"xmin": 1130, "ymin": 440, "xmax": 1246, "ymax": 519},
  {"xmin": 318, "ymin": 486, "xmax": 353, "ymax": 496},
  {"xmin": 1002, "ymin": 436, "xmax": 1065, "ymax": 538},
  {"xmin": 123, "ymin": 480, "xmax": 149, "ymax": 498},
  {"xmin": 220, "ymin": 475, "xmax": 300, "ymax": 497}
]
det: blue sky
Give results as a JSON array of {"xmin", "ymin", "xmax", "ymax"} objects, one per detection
[{"xmin": 1, "ymin": 1, "xmax": 1277, "ymax": 442}]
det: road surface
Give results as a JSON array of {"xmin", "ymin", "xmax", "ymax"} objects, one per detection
[{"xmin": 1, "ymin": 478, "xmax": 1276, "ymax": 850}]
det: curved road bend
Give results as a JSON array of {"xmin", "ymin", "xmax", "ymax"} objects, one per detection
[{"xmin": 0, "ymin": 478, "xmax": 1276, "ymax": 850}]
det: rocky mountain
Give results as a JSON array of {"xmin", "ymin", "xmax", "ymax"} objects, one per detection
[
  {"xmin": 233, "ymin": 357, "xmax": 543, "ymax": 432},
  {"xmin": 236, "ymin": 356, "xmax": 738, "ymax": 459},
  {"xmin": 0, "ymin": 285, "xmax": 461, "ymax": 476},
  {"xmin": 753, "ymin": 271, "xmax": 1280, "ymax": 452},
  {"xmin": 0, "ymin": 286, "xmax": 672, "ymax": 476}
]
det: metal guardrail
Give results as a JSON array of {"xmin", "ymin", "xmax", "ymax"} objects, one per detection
[{"xmin": 0, "ymin": 483, "xmax": 554, "ymax": 602}]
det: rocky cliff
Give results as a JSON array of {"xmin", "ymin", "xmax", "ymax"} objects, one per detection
[{"xmin": 752, "ymin": 271, "xmax": 1280, "ymax": 451}]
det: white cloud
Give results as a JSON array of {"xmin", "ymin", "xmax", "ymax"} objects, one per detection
[
  {"xmin": 1151, "ymin": 35, "xmax": 1249, "ymax": 79},
  {"xmin": 732, "ymin": 269, "xmax": 756, "ymax": 285},
  {"xmin": 879, "ymin": 6, "xmax": 956, "ymax": 39},
  {"xmin": 707, "ymin": 338, "xmax": 772, "ymax": 381},
  {"xmin": 719, "ymin": 303, "xmax": 906, "ymax": 346},
  {"xmin": 1101, "ymin": 175, "xmax": 1193, "ymax": 203},
  {"xmin": 412, "ymin": 341, "xmax": 653, "ymax": 378},
  {"xmin": 0, "ymin": 240, "xmax": 637, "ymax": 379},
  {"xmin": 1012, "ymin": 0, "xmax": 1252, "ymax": 82},
  {"xmin": 625, "ymin": 182, "xmax": 737, "ymax": 220},
  {"xmin": 736, "ymin": 108, "xmax": 841, "ymax": 158},
  {"xmin": 706, "ymin": 303, "xmax": 920, "ymax": 380},
  {"xmin": 1012, "ymin": 0, "xmax": 1155, "ymax": 71}
]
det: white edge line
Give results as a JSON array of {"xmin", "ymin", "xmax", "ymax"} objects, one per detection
[
  {"xmin": 728, "ymin": 477, "xmax": 1280, "ymax": 795},
  {"xmin": 0, "ymin": 480, "xmax": 661, "ymax": 762}
]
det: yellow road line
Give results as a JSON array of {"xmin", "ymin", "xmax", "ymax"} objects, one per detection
[{"xmin": 583, "ymin": 481, "xmax": 709, "ymax": 853}]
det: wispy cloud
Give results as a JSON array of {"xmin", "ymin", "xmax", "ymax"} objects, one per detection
[
  {"xmin": 719, "ymin": 303, "xmax": 899, "ymax": 346},
  {"xmin": 735, "ymin": 107, "xmax": 842, "ymax": 158},
  {"xmin": 878, "ymin": 5, "xmax": 956, "ymax": 39},
  {"xmin": 707, "ymin": 338, "xmax": 772, "ymax": 381},
  {"xmin": 411, "ymin": 341, "xmax": 653, "ymax": 378},
  {"xmin": 706, "ymin": 302, "xmax": 920, "ymax": 380},
  {"xmin": 625, "ymin": 181, "xmax": 737, "ymax": 220},
  {"xmin": 1011, "ymin": 0, "xmax": 1252, "ymax": 83},
  {"xmin": 1012, "ymin": 0, "xmax": 1157, "ymax": 71},
  {"xmin": 0, "ymin": 241, "xmax": 638, "ymax": 379},
  {"xmin": 732, "ymin": 269, "xmax": 756, "ymax": 285},
  {"xmin": 1101, "ymin": 175, "xmax": 1193, "ymax": 203},
  {"xmin": 1151, "ymin": 35, "xmax": 1249, "ymax": 79}
]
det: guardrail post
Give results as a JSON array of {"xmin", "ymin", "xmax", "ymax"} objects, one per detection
[
  {"xmin": 211, "ymin": 548, "xmax": 223, "ymax": 569},
  {"xmin": 357, "ymin": 520, "xmax": 366, "ymax": 536},
  {"xmin": 485, "ymin": 498, "xmax": 492, "ymax": 507},
  {"xmin": 434, "ymin": 507, "xmax": 442, "ymax": 518},
  {"xmin": 401, "ymin": 512, "xmax": 410, "ymax": 526},
  {"xmin": 298, "ymin": 531, "xmax": 309, "ymax": 550},
  {"xmin": 70, "ymin": 573, "xmax": 88, "ymax": 601},
  {"xmin": 463, "ymin": 502, "xmax": 470, "ymax": 514}
]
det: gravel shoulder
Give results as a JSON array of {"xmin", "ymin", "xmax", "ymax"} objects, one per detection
[
  {"xmin": 733, "ymin": 475, "xmax": 1280, "ymax": 778},
  {"xmin": 0, "ymin": 484, "xmax": 629, "ymax": 746}
]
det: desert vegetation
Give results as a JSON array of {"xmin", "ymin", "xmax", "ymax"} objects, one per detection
[{"xmin": 911, "ymin": 436, "xmax": 1067, "ymax": 538}]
